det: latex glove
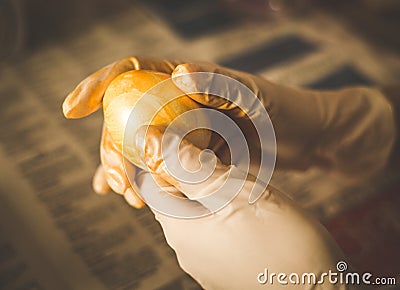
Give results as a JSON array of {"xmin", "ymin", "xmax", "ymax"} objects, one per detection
[
  {"xmin": 63, "ymin": 56, "xmax": 182, "ymax": 207},
  {"xmin": 135, "ymin": 125, "xmax": 356, "ymax": 290},
  {"xmin": 171, "ymin": 63, "xmax": 396, "ymax": 177}
]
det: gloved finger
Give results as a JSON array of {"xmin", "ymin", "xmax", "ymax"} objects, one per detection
[
  {"xmin": 93, "ymin": 163, "xmax": 147, "ymax": 208},
  {"xmin": 124, "ymin": 187, "xmax": 146, "ymax": 208},
  {"xmin": 172, "ymin": 62, "xmax": 275, "ymax": 178},
  {"xmin": 136, "ymin": 125, "xmax": 247, "ymax": 201},
  {"xmin": 62, "ymin": 56, "xmax": 182, "ymax": 119},
  {"xmin": 171, "ymin": 62, "xmax": 273, "ymax": 116},
  {"xmin": 99, "ymin": 124, "xmax": 145, "ymax": 208},
  {"xmin": 92, "ymin": 164, "xmax": 111, "ymax": 195},
  {"xmin": 136, "ymin": 171, "xmax": 186, "ymax": 198}
]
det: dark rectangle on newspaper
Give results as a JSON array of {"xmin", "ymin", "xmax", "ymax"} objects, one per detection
[
  {"xmin": 306, "ymin": 65, "xmax": 373, "ymax": 89},
  {"xmin": 145, "ymin": 0, "xmax": 239, "ymax": 38},
  {"xmin": 219, "ymin": 35, "xmax": 318, "ymax": 73}
]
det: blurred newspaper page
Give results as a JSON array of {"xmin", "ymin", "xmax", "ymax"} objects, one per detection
[{"xmin": 0, "ymin": 3, "xmax": 398, "ymax": 290}]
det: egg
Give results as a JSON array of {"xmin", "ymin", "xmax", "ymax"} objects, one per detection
[{"xmin": 103, "ymin": 70, "xmax": 211, "ymax": 168}]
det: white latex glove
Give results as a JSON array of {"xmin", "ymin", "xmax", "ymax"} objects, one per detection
[
  {"xmin": 60, "ymin": 57, "xmax": 394, "ymax": 289},
  {"xmin": 134, "ymin": 126, "xmax": 356, "ymax": 290}
]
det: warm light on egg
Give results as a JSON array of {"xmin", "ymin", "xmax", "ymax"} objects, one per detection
[{"xmin": 103, "ymin": 70, "xmax": 211, "ymax": 167}]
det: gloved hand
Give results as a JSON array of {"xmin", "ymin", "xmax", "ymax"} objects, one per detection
[
  {"xmin": 63, "ymin": 56, "xmax": 396, "ymax": 207},
  {"xmin": 134, "ymin": 125, "xmax": 355, "ymax": 289},
  {"xmin": 63, "ymin": 57, "xmax": 182, "ymax": 207},
  {"xmin": 171, "ymin": 63, "xmax": 395, "ymax": 176},
  {"xmin": 62, "ymin": 56, "xmax": 393, "ymax": 288}
]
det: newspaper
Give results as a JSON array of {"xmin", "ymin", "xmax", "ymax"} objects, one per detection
[{"xmin": 0, "ymin": 3, "xmax": 398, "ymax": 290}]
